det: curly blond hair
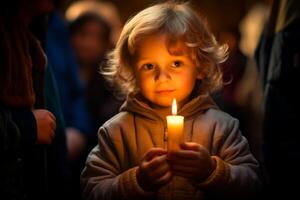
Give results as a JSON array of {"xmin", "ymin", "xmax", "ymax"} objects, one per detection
[{"xmin": 101, "ymin": 1, "xmax": 228, "ymax": 99}]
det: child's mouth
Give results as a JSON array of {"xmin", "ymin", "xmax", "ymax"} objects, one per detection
[{"xmin": 155, "ymin": 90, "xmax": 175, "ymax": 95}]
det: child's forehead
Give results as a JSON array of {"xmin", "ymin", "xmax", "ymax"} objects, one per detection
[{"xmin": 134, "ymin": 33, "xmax": 191, "ymax": 55}]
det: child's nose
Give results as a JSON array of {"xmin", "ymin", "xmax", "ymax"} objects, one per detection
[{"xmin": 154, "ymin": 68, "xmax": 171, "ymax": 82}]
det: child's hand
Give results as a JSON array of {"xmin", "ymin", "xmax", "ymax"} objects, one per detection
[
  {"xmin": 167, "ymin": 142, "xmax": 216, "ymax": 181},
  {"xmin": 136, "ymin": 147, "xmax": 173, "ymax": 191}
]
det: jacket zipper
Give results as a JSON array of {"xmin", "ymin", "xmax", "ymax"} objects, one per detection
[{"xmin": 163, "ymin": 123, "xmax": 168, "ymax": 150}]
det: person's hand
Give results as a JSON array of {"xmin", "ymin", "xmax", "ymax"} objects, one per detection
[
  {"xmin": 167, "ymin": 142, "xmax": 216, "ymax": 181},
  {"xmin": 136, "ymin": 148, "xmax": 173, "ymax": 191},
  {"xmin": 32, "ymin": 109, "xmax": 56, "ymax": 144},
  {"xmin": 66, "ymin": 127, "xmax": 87, "ymax": 160}
]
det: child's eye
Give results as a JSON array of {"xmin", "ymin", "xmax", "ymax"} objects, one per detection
[
  {"xmin": 171, "ymin": 60, "xmax": 183, "ymax": 68},
  {"xmin": 142, "ymin": 63, "xmax": 155, "ymax": 70}
]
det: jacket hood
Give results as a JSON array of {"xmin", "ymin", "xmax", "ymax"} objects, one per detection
[{"xmin": 120, "ymin": 93, "xmax": 219, "ymax": 121}]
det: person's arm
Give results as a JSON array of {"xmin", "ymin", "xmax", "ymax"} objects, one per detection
[
  {"xmin": 0, "ymin": 105, "xmax": 57, "ymax": 152},
  {"xmin": 199, "ymin": 117, "xmax": 261, "ymax": 198},
  {"xmin": 81, "ymin": 126, "xmax": 155, "ymax": 200}
]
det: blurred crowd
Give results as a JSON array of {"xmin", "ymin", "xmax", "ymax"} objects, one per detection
[{"xmin": 1, "ymin": 0, "xmax": 299, "ymax": 199}]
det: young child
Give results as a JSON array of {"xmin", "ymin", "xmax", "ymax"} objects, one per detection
[{"xmin": 81, "ymin": 1, "xmax": 260, "ymax": 200}]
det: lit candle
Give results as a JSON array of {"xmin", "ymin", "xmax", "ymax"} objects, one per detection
[{"xmin": 167, "ymin": 99, "xmax": 184, "ymax": 151}]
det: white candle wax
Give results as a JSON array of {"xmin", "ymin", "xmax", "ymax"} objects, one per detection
[{"xmin": 167, "ymin": 99, "xmax": 184, "ymax": 151}]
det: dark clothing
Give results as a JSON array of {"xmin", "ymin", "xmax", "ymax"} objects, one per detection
[
  {"xmin": 215, "ymin": 49, "xmax": 247, "ymax": 135},
  {"xmin": 0, "ymin": 65, "xmax": 70, "ymax": 200},
  {"xmin": 85, "ymin": 73, "xmax": 122, "ymax": 148},
  {"xmin": 0, "ymin": 18, "xmax": 70, "ymax": 198},
  {"xmin": 0, "ymin": 106, "xmax": 37, "ymax": 199},
  {"xmin": 221, "ymin": 49, "xmax": 247, "ymax": 106},
  {"xmin": 44, "ymin": 64, "xmax": 71, "ymax": 200},
  {"xmin": 46, "ymin": 11, "xmax": 93, "ymax": 200},
  {"xmin": 256, "ymin": 0, "xmax": 300, "ymax": 197}
]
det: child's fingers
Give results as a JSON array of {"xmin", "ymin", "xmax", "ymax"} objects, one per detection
[
  {"xmin": 150, "ymin": 160, "xmax": 171, "ymax": 179},
  {"xmin": 155, "ymin": 170, "xmax": 173, "ymax": 186},
  {"xmin": 168, "ymin": 149, "xmax": 200, "ymax": 160},
  {"xmin": 139, "ymin": 154, "xmax": 171, "ymax": 190},
  {"xmin": 146, "ymin": 154, "xmax": 168, "ymax": 171},
  {"xmin": 180, "ymin": 142, "xmax": 203, "ymax": 151},
  {"xmin": 144, "ymin": 147, "xmax": 167, "ymax": 161}
]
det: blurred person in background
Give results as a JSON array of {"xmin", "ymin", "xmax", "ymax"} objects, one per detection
[
  {"xmin": 65, "ymin": 0, "xmax": 122, "ymax": 46},
  {"xmin": 46, "ymin": 0, "xmax": 91, "ymax": 163},
  {"xmin": 46, "ymin": 2, "xmax": 93, "ymax": 199},
  {"xmin": 255, "ymin": 0, "xmax": 300, "ymax": 198},
  {"xmin": 236, "ymin": 1, "xmax": 270, "ymax": 163},
  {"xmin": 0, "ymin": 0, "xmax": 70, "ymax": 199},
  {"xmin": 69, "ymin": 12, "xmax": 122, "ymax": 151}
]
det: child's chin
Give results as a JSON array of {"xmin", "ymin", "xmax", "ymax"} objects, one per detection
[{"xmin": 152, "ymin": 99, "xmax": 173, "ymax": 107}]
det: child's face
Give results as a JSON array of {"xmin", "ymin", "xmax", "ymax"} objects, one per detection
[{"xmin": 134, "ymin": 33, "xmax": 203, "ymax": 107}]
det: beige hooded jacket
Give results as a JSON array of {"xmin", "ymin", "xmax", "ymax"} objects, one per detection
[{"xmin": 81, "ymin": 93, "xmax": 260, "ymax": 200}]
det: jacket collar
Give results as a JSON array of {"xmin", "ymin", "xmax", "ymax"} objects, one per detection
[{"xmin": 120, "ymin": 93, "xmax": 219, "ymax": 121}]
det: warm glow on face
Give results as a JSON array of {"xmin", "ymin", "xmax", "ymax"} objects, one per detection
[
  {"xmin": 134, "ymin": 33, "xmax": 202, "ymax": 107},
  {"xmin": 172, "ymin": 98, "xmax": 177, "ymax": 115}
]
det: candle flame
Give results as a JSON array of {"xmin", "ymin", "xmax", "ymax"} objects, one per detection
[{"xmin": 172, "ymin": 98, "xmax": 177, "ymax": 115}]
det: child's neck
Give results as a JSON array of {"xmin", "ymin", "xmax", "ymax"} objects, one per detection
[
  {"xmin": 136, "ymin": 93, "xmax": 190, "ymax": 119},
  {"xmin": 149, "ymin": 99, "xmax": 187, "ymax": 120},
  {"xmin": 150, "ymin": 103, "xmax": 172, "ymax": 120}
]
